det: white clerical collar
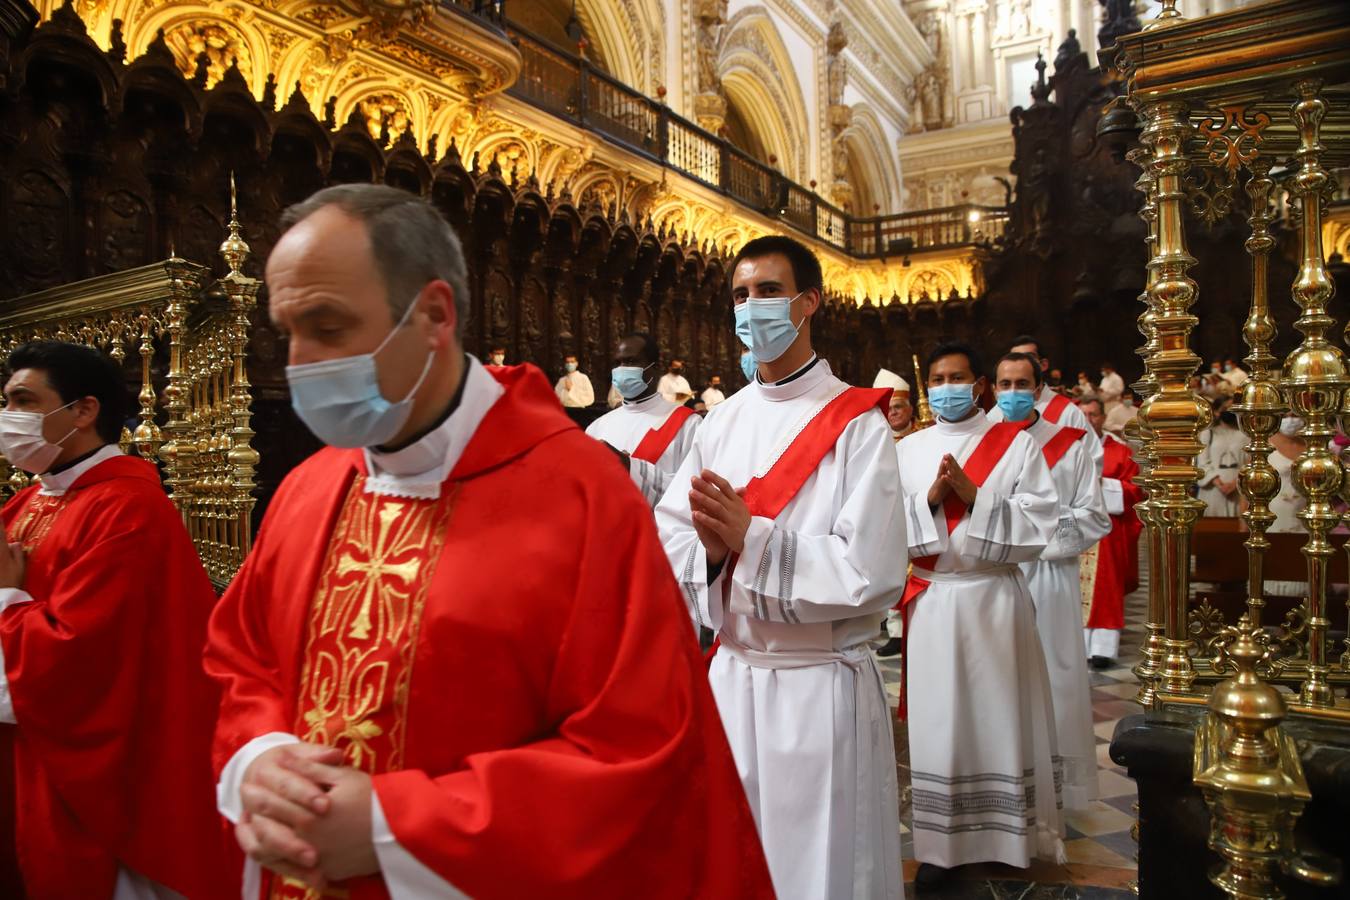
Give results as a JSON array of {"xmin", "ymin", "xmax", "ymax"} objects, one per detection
[
  {"xmin": 363, "ymin": 356, "xmax": 504, "ymax": 499},
  {"xmin": 622, "ymin": 391, "xmax": 667, "ymax": 412},
  {"xmin": 38, "ymin": 443, "xmax": 122, "ymax": 496},
  {"xmin": 757, "ymin": 355, "xmax": 826, "ymax": 402},
  {"xmin": 935, "ymin": 407, "xmax": 989, "ymax": 435}
]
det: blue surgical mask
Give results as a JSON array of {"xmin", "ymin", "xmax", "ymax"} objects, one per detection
[
  {"xmin": 285, "ymin": 296, "xmax": 433, "ymax": 448},
  {"xmin": 611, "ymin": 363, "xmax": 653, "ymax": 400},
  {"xmin": 734, "ymin": 293, "xmax": 804, "ymax": 363},
  {"xmin": 929, "ymin": 383, "xmax": 976, "ymax": 421},
  {"xmin": 740, "ymin": 352, "xmax": 757, "ymax": 382},
  {"xmin": 564, "ymin": 362, "xmax": 578, "ymax": 373},
  {"xmin": 996, "ymin": 389, "xmax": 1036, "ymax": 422}
]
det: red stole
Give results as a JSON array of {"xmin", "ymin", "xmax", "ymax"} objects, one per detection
[
  {"xmin": 896, "ymin": 421, "xmax": 1021, "ymax": 719},
  {"xmin": 1043, "ymin": 392, "xmax": 1071, "ymax": 423},
  {"xmin": 632, "ymin": 405, "xmax": 696, "ymax": 464},
  {"xmin": 705, "ymin": 387, "xmax": 888, "ymax": 664},
  {"xmin": 1042, "ymin": 426, "xmax": 1087, "ymax": 469},
  {"xmin": 740, "ymin": 387, "xmax": 890, "ymax": 519}
]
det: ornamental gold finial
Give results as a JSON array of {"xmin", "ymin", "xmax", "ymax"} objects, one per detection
[
  {"xmin": 220, "ymin": 171, "xmax": 250, "ymax": 277},
  {"xmin": 1145, "ymin": 0, "xmax": 1183, "ymax": 30}
]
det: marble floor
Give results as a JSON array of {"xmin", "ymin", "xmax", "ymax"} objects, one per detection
[{"xmin": 875, "ymin": 584, "xmax": 1148, "ymax": 899}]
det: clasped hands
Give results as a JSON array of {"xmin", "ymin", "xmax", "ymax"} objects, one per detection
[
  {"xmin": 236, "ymin": 743, "xmax": 379, "ymax": 889},
  {"xmin": 690, "ymin": 469, "xmax": 751, "ymax": 566},
  {"xmin": 927, "ymin": 454, "xmax": 978, "ymax": 508}
]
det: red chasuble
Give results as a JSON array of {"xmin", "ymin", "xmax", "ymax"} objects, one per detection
[
  {"xmin": 205, "ymin": 366, "xmax": 774, "ymax": 900},
  {"xmin": 0, "ymin": 456, "xmax": 236, "ymax": 899},
  {"xmin": 1081, "ymin": 435, "xmax": 1144, "ymax": 630}
]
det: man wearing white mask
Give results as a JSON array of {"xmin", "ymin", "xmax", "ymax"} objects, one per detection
[
  {"xmin": 997, "ymin": 336, "xmax": 1103, "ymax": 475},
  {"xmin": 0, "ymin": 341, "xmax": 234, "ymax": 899},
  {"xmin": 204, "ymin": 184, "xmax": 774, "ymax": 899},
  {"xmin": 895, "ymin": 341, "xmax": 1063, "ymax": 888},
  {"xmin": 656, "ymin": 234, "xmax": 906, "ymax": 900},
  {"xmin": 993, "ymin": 352, "xmax": 1110, "ymax": 812},
  {"xmin": 554, "ymin": 354, "xmax": 595, "ymax": 408},
  {"xmin": 586, "ymin": 332, "xmax": 701, "ymax": 508}
]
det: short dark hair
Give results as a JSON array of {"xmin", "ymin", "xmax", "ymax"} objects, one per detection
[
  {"xmin": 6, "ymin": 341, "xmax": 129, "ymax": 444},
  {"xmin": 729, "ymin": 235, "xmax": 824, "ymax": 295},
  {"xmin": 996, "ymin": 351, "xmax": 1043, "ymax": 386},
  {"xmin": 1010, "ymin": 334, "xmax": 1042, "ymax": 357},
  {"xmin": 926, "ymin": 340, "xmax": 983, "ymax": 380},
  {"xmin": 279, "ymin": 184, "xmax": 469, "ymax": 333},
  {"xmin": 621, "ymin": 331, "xmax": 660, "ymax": 366},
  {"xmin": 1078, "ymin": 397, "xmax": 1105, "ymax": 416}
]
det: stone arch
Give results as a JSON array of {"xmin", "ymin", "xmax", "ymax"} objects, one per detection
[
  {"xmin": 719, "ymin": 8, "xmax": 811, "ymax": 181},
  {"xmin": 577, "ymin": 0, "xmax": 665, "ymax": 94},
  {"xmin": 843, "ymin": 105, "xmax": 901, "ymax": 215}
]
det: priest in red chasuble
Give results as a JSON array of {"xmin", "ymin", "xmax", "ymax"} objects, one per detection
[
  {"xmin": 1077, "ymin": 398, "xmax": 1143, "ymax": 667},
  {"xmin": 205, "ymin": 184, "xmax": 773, "ymax": 900},
  {"xmin": 0, "ymin": 341, "xmax": 234, "ymax": 899}
]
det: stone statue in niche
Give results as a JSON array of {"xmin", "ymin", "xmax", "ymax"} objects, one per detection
[{"xmin": 694, "ymin": 0, "xmax": 728, "ymax": 96}]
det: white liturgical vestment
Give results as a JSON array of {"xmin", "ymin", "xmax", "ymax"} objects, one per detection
[
  {"xmin": 656, "ymin": 358, "xmax": 906, "ymax": 900},
  {"xmin": 896, "ymin": 409, "xmax": 1065, "ymax": 870},
  {"xmin": 1020, "ymin": 416, "xmax": 1110, "ymax": 810},
  {"xmin": 586, "ymin": 392, "xmax": 701, "ymax": 507}
]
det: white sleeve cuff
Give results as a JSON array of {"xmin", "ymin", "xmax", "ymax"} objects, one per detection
[
  {"xmin": 1102, "ymin": 478, "xmax": 1125, "ymax": 515},
  {"xmin": 371, "ymin": 791, "xmax": 469, "ymax": 899},
  {"xmin": 0, "ymin": 589, "xmax": 35, "ymax": 725},
  {"xmin": 216, "ymin": 732, "xmax": 302, "ymax": 824}
]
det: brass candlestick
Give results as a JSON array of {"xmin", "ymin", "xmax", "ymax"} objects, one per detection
[
  {"xmin": 1282, "ymin": 79, "xmax": 1342, "ymax": 709},
  {"xmin": 1127, "ymin": 141, "xmax": 1167, "ymax": 706},
  {"xmin": 1138, "ymin": 96, "xmax": 1206, "ymax": 696},
  {"xmin": 913, "ymin": 353, "xmax": 934, "ymax": 429},
  {"xmin": 1232, "ymin": 157, "xmax": 1284, "ymax": 629}
]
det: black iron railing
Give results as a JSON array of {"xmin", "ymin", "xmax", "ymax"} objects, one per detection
[{"xmin": 443, "ymin": 2, "xmax": 1007, "ymax": 259}]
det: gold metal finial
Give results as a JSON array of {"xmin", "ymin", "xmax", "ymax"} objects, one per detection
[
  {"xmin": 1144, "ymin": 0, "xmax": 1183, "ymax": 30},
  {"xmin": 1195, "ymin": 614, "xmax": 1340, "ymax": 898},
  {"xmin": 220, "ymin": 171, "xmax": 250, "ymax": 276}
]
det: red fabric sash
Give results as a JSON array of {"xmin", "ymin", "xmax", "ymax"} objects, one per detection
[
  {"xmin": 632, "ymin": 405, "xmax": 697, "ymax": 463},
  {"xmin": 704, "ymin": 387, "xmax": 889, "ymax": 669},
  {"xmin": 1043, "ymin": 392, "xmax": 1071, "ymax": 423},
  {"xmin": 740, "ymin": 387, "xmax": 890, "ymax": 519},
  {"xmin": 897, "ymin": 420, "xmax": 1021, "ymax": 719},
  {"xmin": 1042, "ymin": 426, "xmax": 1087, "ymax": 469}
]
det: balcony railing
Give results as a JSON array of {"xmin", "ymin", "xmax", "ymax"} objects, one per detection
[{"xmin": 443, "ymin": 3, "xmax": 1005, "ymax": 260}]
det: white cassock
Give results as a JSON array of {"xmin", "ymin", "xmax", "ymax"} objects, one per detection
[
  {"xmin": 897, "ymin": 410, "xmax": 1065, "ymax": 869},
  {"xmin": 1020, "ymin": 417, "xmax": 1110, "ymax": 810},
  {"xmin": 989, "ymin": 384, "xmax": 1103, "ymax": 475},
  {"xmin": 702, "ymin": 386, "xmax": 727, "ymax": 407},
  {"xmin": 1197, "ymin": 423, "xmax": 1245, "ymax": 517},
  {"xmin": 586, "ymin": 392, "xmax": 700, "ymax": 507},
  {"xmin": 1266, "ymin": 449, "xmax": 1307, "ymax": 597},
  {"xmin": 554, "ymin": 371, "xmax": 595, "ymax": 407},
  {"xmin": 655, "ymin": 358, "xmax": 906, "ymax": 900}
]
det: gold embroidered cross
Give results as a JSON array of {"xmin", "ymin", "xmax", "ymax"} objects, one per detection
[{"xmin": 337, "ymin": 502, "xmax": 422, "ymax": 641}]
